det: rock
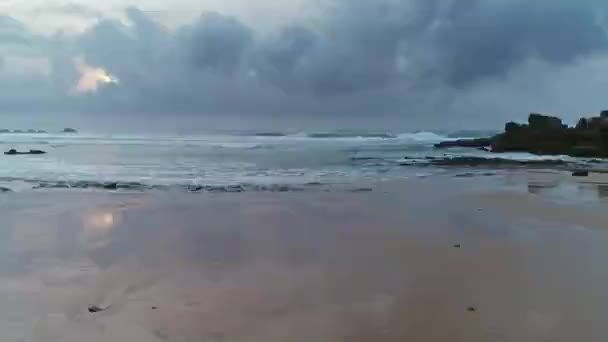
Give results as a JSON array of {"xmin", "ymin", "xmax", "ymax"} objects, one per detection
[
  {"xmin": 103, "ymin": 182, "xmax": 118, "ymax": 190},
  {"xmin": 27, "ymin": 129, "xmax": 36, "ymax": 133},
  {"xmin": 505, "ymin": 121, "xmax": 525, "ymax": 133},
  {"xmin": 434, "ymin": 138, "xmax": 492, "ymax": 149},
  {"xmin": 572, "ymin": 170, "xmax": 590, "ymax": 177},
  {"xmin": 37, "ymin": 130, "xmax": 47, "ymax": 133},
  {"xmin": 489, "ymin": 112, "xmax": 608, "ymax": 157},
  {"xmin": 13, "ymin": 130, "xmax": 23, "ymax": 133},
  {"xmin": 576, "ymin": 118, "xmax": 589, "ymax": 130},
  {"xmin": 454, "ymin": 244, "xmax": 461, "ymax": 248},
  {"xmin": 0, "ymin": 129, "xmax": 9, "ymax": 133},
  {"xmin": 528, "ymin": 113, "xmax": 564, "ymax": 130},
  {"xmin": 601, "ymin": 110, "xmax": 608, "ymax": 119},
  {"xmin": 467, "ymin": 307, "xmax": 477, "ymax": 312},
  {"xmin": 255, "ymin": 132, "xmax": 286, "ymax": 137},
  {"xmin": 0, "ymin": 187, "xmax": 12, "ymax": 193},
  {"xmin": 62, "ymin": 128, "xmax": 78, "ymax": 133},
  {"xmin": 4, "ymin": 149, "xmax": 47, "ymax": 155},
  {"xmin": 349, "ymin": 188, "xmax": 373, "ymax": 193},
  {"xmin": 454, "ymin": 173, "xmax": 475, "ymax": 178},
  {"xmin": 588, "ymin": 117, "xmax": 604, "ymax": 130},
  {"xmin": 88, "ymin": 306, "xmax": 105, "ymax": 313}
]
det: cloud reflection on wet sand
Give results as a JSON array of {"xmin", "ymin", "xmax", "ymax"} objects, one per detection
[{"xmin": 0, "ymin": 186, "xmax": 607, "ymax": 341}]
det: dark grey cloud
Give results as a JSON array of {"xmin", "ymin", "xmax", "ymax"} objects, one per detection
[
  {"xmin": 182, "ymin": 12, "xmax": 253, "ymax": 72},
  {"xmin": 427, "ymin": 0, "xmax": 608, "ymax": 85},
  {"xmin": 2, "ymin": 0, "xmax": 608, "ymax": 127}
]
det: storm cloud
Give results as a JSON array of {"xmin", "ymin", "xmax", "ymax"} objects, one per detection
[{"xmin": 2, "ymin": 0, "xmax": 608, "ymax": 127}]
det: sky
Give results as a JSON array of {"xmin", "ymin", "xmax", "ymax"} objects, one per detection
[{"xmin": 2, "ymin": 0, "xmax": 608, "ymax": 131}]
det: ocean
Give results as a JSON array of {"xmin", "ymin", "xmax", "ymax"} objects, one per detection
[{"xmin": 0, "ymin": 130, "xmax": 603, "ymax": 192}]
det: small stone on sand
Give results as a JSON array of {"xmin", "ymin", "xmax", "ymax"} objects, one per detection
[
  {"xmin": 88, "ymin": 306, "xmax": 104, "ymax": 313},
  {"xmin": 572, "ymin": 170, "xmax": 590, "ymax": 177}
]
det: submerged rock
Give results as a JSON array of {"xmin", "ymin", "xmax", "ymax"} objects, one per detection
[
  {"xmin": 427, "ymin": 156, "xmax": 568, "ymax": 167},
  {"xmin": 62, "ymin": 128, "xmax": 78, "ymax": 133}
]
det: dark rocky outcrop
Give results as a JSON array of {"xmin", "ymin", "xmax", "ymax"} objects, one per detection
[
  {"xmin": 491, "ymin": 113, "xmax": 608, "ymax": 157},
  {"xmin": 4, "ymin": 149, "xmax": 47, "ymax": 155},
  {"xmin": 62, "ymin": 128, "xmax": 78, "ymax": 133},
  {"xmin": 434, "ymin": 138, "xmax": 491, "ymax": 149},
  {"xmin": 435, "ymin": 112, "xmax": 608, "ymax": 158}
]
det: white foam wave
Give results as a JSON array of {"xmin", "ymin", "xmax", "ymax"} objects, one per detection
[{"xmin": 396, "ymin": 132, "xmax": 448, "ymax": 143}]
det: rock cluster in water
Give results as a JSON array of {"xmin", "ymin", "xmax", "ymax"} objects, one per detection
[{"xmin": 436, "ymin": 112, "xmax": 608, "ymax": 158}]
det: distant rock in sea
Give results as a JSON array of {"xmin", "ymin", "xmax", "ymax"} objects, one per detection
[
  {"xmin": 435, "ymin": 112, "xmax": 608, "ymax": 158},
  {"xmin": 0, "ymin": 129, "xmax": 9, "ymax": 133},
  {"xmin": 4, "ymin": 149, "xmax": 47, "ymax": 155},
  {"xmin": 62, "ymin": 128, "xmax": 78, "ymax": 133},
  {"xmin": 255, "ymin": 132, "xmax": 287, "ymax": 137},
  {"xmin": 435, "ymin": 138, "xmax": 491, "ymax": 149}
]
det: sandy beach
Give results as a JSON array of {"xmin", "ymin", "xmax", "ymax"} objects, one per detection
[{"xmin": 1, "ymin": 172, "xmax": 608, "ymax": 342}]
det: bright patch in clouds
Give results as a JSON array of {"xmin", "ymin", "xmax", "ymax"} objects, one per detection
[{"xmin": 72, "ymin": 58, "xmax": 119, "ymax": 94}]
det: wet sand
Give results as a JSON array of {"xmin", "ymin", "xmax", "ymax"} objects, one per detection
[{"xmin": 1, "ymin": 174, "xmax": 608, "ymax": 341}]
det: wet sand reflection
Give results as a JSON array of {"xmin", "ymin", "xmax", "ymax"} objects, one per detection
[{"xmin": 0, "ymin": 188, "xmax": 607, "ymax": 341}]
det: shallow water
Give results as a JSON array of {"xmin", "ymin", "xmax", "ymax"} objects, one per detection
[{"xmin": 1, "ymin": 131, "xmax": 603, "ymax": 192}]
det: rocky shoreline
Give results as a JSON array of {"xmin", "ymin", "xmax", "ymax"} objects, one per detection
[{"xmin": 436, "ymin": 112, "xmax": 608, "ymax": 158}]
